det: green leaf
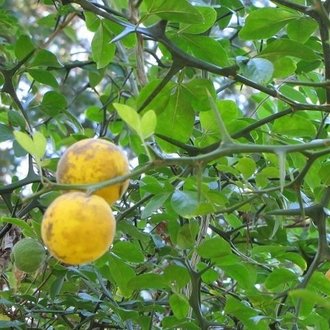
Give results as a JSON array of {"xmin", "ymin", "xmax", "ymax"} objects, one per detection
[
  {"xmin": 13, "ymin": 131, "xmax": 47, "ymax": 160},
  {"xmin": 309, "ymin": 271, "xmax": 330, "ymax": 295},
  {"xmin": 88, "ymin": 68, "xmax": 105, "ymax": 87},
  {"xmin": 32, "ymin": 131, "xmax": 47, "ymax": 159},
  {"xmin": 30, "ymin": 49, "xmax": 62, "ymax": 68},
  {"xmin": 319, "ymin": 161, "xmax": 330, "ymax": 185},
  {"xmin": 112, "ymin": 241, "xmax": 145, "ymax": 263},
  {"xmin": 272, "ymin": 113, "xmax": 317, "ymax": 138},
  {"xmin": 15, "ymin": 35, "xmax": 34, "ymax": 60},
  {"xmin": 224, "ymin": 295, "xmax": 257, "ymax": 321},
  {"xmin": 137, "ymin": 79, "xmax": 173, "ymax": 112},
  {"xmin": 273, "ymin": 57, "xmax": 297, "ymax": 78},
  {"xmin": 50, "ymin": 275, "xmax": 65, "ymax": 300},
  {"xmin": 28, "ymin": 69, "xmax": 58, "ymax": 88},
  {"xmin": 277, "ymin": 252, "xmax": 307, "ymax": 271},
  {"xmin": 140, "ymin": 175, "xmax": 167, "ymax": 195},
  {"xmin": 199, "ymin": 263, "xmax": 219, "ymax": 284},
  {"xmin": 144, "ymin": 0, "xmax": 203, "ymax": 23},
  {"xmin": 0, "ymin": 216, "xmax": 34, "ymax": 237},
  {"xmin": 238, "ymin": 58, "xmax": 273, "ymax": 85},
  {"xmin": 141, "ymin": 193, "xmax": 171, "ymax": 219},
  {"xmin": 222, "ymin": 264, "xmax": 257, "ymax": 290},
  {"xmin": 289, "ymin": 289, "xmax": 330, "ymax": 310},
  {"xmin": 182, "ymin": 79, "xmax": 216, "ymax": 112},
  {"xmin": 197, "ymin": 237, "xmax": 232, "ymax": 259},
  {"xmin": 78, "ymin": 292, "xmax": 101, "ymax": 303},
  {"xmin": 85, "ymin": 106, "xmax": 103, "ymax": 123},
  {"xmin": 117, "ymin": 220, "xmax": 150, "ymax": 242},
  {"xmin": 171, "ymin": 190, "xmax": 198, "ymax": 218},
  {"xmin": 114, "ymin": 103, "xmax": 143, "ymax": 138},
  {"xmin": 287, "ymin": 17, "xmax": 317, "ymax": 43},
  {"xmin": 195, "ymin": 190, "xmax": 227, "ymax": 215},
  {"xmin": 176, "ymin": 221, "xmax": 199, "ymax": 249},
  {"xmin": 141, "ymin": 110, "xmax": 156, "ymax": 139},
  {"xmin": 156, "ymin": 85, "xmax": 195, "ymax": 143},
  {"xmin": 200, "ymin": 99, "xmax": 239, "ymax": 138},
  {"xmin": 163, "ymin": 264, "xmax": 190, "ymax": 289},
  {"xmin": 265, "ymin": 268, "xmax": 297, "ymax": 290},
  {"xmin": 179, "ymin": 6, "xmax": 217, "ymax": 34},
  {"xmin": 104, "ymin": 21, "xmax": 136, "ymax": 48},
  {"xmin": 92, "ymin": 23, "xmax": 116, "ymax": 69},
  {"xmin": 239, "ymin": 8, "xmax": 299, "ymax": 40},
  {"xmin": 235, "ymin": 157, "xmax": 256, "ymax": 179},
  {"xmin": 260, "ymin": 39, "xmax": 319, "ymax": 61},
  {"xmin": 127, "ymin": 273, "xmax": 168, "ymax": 290},
  {"xmin": 108, "ymin": 255, "xmax": 136, "ymax": 297},
  {"xmin": 40, "ymin": 91, "xmax": 67, "ymax": 116},
  {"xmin": 84, "ymin": 11, "xmax": 100, "ymax": 32},
  {"xmin": 279, "ymin": 84, "xmax": 307, "ymax": 103},
  {"xmin": 0, "ymin": 123, "xmax": 13, "ymax": 142},
  {"xmin": 171, "ymin": 34, "xmax": 229, "ymax": 67},
  {"xmin": 13, "ymin": 131, "xmax": 36, "ymax": 157},
  {"xmin": 255, "ymin": 166, "xmax": 279, "ymax": 188},
  {"xmin": 169, "ymin": 293, "xmax": 190, "ymax": 320}
]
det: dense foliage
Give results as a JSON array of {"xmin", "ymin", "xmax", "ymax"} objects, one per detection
[{"xmin": 1, "ymin": 0, "xmax": 330, "ymax": 329}]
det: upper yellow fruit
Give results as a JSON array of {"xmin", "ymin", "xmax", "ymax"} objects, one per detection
[
  {"xmin": 56, "ymin": 138, "xmax": 129, "ymax": 204},
  {"xmin": 41, "ymin": 191, "xmax": 116, "ymax": 265}
]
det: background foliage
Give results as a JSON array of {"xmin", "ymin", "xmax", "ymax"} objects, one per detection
[{"xmin": 1, "ymin": 0, "xmax": 330, "ymax": 329}]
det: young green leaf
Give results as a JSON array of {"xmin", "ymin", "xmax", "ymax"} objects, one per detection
[
  {"xmin": 141, "ymin": 110, "xmax": 156, "ymax": 139},
  {"xmin": 114, "ymin": 103, "xmax": 142, "ymax": 138},
  {"xmin": 32, "ymin": 131, "xmax": 47, "ymax": 160},
  {"xmin": 13, "ymin": 131, "xmax": 47, "ymax": 160},
  {"xmin": 14, "ymin": 131, "xmax": 37, "ymax": 157}
]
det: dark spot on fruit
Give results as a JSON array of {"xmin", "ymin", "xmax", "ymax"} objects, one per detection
[{"xmin": 45, "ymin": 223, "xmax": 53, "ymax": 241}]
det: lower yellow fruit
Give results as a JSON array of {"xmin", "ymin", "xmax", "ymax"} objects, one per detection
[
  {"xmin": 56, "ymin": 138, "xmax": 129, "ymax": 204},
  {"xmin": 41, "ymin": 192, "xmax": 116, "ymax": 265}
]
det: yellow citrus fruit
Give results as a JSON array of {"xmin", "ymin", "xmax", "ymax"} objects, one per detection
[
  {"xmin": 11, "ymin": 238, "xmax": 46, "ymax": 273},
  {"xmin": 41, "ymin": 192, "xmax": 116, "ymax": 265},
  {"xmin": 56, "ymin": 138, "xmax": 129, "ymax": 204},
  {"xmin": 325, "ymin": 269, "xmax": 330, "ymax": 280}
]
